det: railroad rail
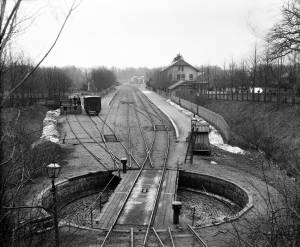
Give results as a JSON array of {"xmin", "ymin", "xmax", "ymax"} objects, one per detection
[
  {"xmin": 187, "ymin": 224, "xmax": 209, "ymax": 247},
  {"xmin": 131, "ymin": 91, "xmax": 155, "ymax": 168},
  {"xmin": 74, "ymin": 114, "xmax": 119, "ymax": 170},
  {"xmin": 100, "ymin": 87, "xmax": 170, "ymax": 246},
  {"xmin": 65, "ymin": 115, "xmax": 109, "ymax": 171},
  {"xmin": 95, "ymin": 115, "xmax": 141, "ymax": 168}
]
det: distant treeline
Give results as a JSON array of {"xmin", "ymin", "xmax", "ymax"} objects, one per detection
[
  {"xmin": 112, "ymin": 67, "xmax": 151, "ymax": 82},
  {"xmin": 1, "ymin": 64, "xmax": 72, "ymax": 98},
  {"xmin": 1, "ymin": 63, "xmax": 117, "ymax": 102}
]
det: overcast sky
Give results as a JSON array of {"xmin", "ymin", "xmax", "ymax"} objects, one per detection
[{"xmin": 15, "ymin": 0, "xmax": 284, "ymax": 68}]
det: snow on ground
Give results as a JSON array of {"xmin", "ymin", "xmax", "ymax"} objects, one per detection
[
  {"xmin": 166, "ymin": 99, "xmax": 245, "ymax": 154},
  {"xmin": 141, "ymin": 90, "xmax": 152, "ymax": 94},
  {"xmin": 40, "ymin": 109, "xmax": 60, "ymax": 143}
]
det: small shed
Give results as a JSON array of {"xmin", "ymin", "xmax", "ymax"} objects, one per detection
[{"xmin": 192, "ymin": 123, "xmax": 211, "ymax": 154}]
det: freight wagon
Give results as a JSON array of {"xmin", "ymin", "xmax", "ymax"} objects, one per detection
[{"xmin": 84, "ymin": 96, "xmax": 101, "ymax": 115}]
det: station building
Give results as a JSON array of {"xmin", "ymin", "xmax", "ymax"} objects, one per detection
[{"xmin": 160, "ymin": 54, "xmax": 208, "ymax": 97}]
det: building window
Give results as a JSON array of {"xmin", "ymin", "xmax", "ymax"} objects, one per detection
[
  {"xmin": 189, "ymin": 74, "xmax": 193, "ymax": 80},
  {"xmin": 181, "ymin": 74, "xmax": 185, "ymax": 80},
  {"xmin": 177, "ymin": 74, "xmax": 180, "ymax": 80},
  {"xmin": 178, "ymin": 66, "xmax": 184, "ymax": 71}
]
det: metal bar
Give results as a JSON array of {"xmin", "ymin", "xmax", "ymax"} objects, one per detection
[
  {"xmin": 99, "ymin": 195, "xmax": 102, "ymax": 213},
  {"xmin": 168, "ymin": 227, "xmax": 175, "ymax": 247},
  {"xmin": 90, "ymin": 208, "xmax": 93, "ymax": 228},
  {"xmin": 152, "ymin": 227, "xmax": 165, "ymax": 247},
  {"xmin": 131, "ymin": 227, "xmax": 134, "ymax": 247},
  {"xmin": 187, "ymin": 225, "xmax": 208, "ymax": 247},
  {"xmin": 192, "ymin": 207, "xmax": 196, "ymax": 226}
]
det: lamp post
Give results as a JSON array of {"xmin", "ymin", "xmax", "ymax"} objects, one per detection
[
  {"xmin": 120, "ymin": 158, "xmax": 127, "ymax": 174},
  {"xmin": 191, "ymin": 116, "xmax": 197, "ymax": 132},
  {"xmin": 46, "ymin": 163, "xmax": 61, "ymax": 247}
]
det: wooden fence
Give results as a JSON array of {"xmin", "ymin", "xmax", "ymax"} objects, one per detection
[{"xmin": 194, "ymin": 91, "xmax": 300, "ymax": 105}]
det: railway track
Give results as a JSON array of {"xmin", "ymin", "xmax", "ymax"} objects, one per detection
[
  {"xmin": 65, "ymin": 86, "xmax": 209, "ymax": 246},
  {"xmin": 95, "ymin": 114, "xmax": 141, "ymax": 168},
  {"xmin": 65, "ymin": 114, "xmax": 110, "ymax": 171},
  {"xmin": 100, "ymin": 87, "xmax": 170, "ymax": 246},
  {"xmin": 74, "ymin": 114, "xmax": 119, "ymax": 170}
]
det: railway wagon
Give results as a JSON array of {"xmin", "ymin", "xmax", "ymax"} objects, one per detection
[{"xmin": 84, "ymin": 96, "xmax": 101, "ymax": 115}]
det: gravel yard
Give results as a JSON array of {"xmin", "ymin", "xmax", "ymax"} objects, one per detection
[{"xmin": 177, "ymin": 189, "xmax": 241, "ymax": 226}]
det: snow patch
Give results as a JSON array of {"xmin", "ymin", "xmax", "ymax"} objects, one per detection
[
  {"xmin": 141, "ymin": 90, "xmax": 152, "ymax": 94},
  {"xmin": 166, "ymin": 99, "xmax": 245, "ymax": 154},
  {"xmin": 40, "ymin": 109, "xmax": 61, "ymax": 143}
]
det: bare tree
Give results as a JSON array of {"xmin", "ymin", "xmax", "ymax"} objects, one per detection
[
  {"xmin": 0, "ymin": 1, "xmax": 79, "ymax": 245},
  {"xmin": 268, "ymin": 0, "xmax": 300, "ymax": 59},
  {"xmin": 0, "ymin": 0, "xmax": 79, "ymax": 107}
]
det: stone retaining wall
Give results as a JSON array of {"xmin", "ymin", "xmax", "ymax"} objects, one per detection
[
  {"xmin": 41, "ymin": 171, "xmax": 119, "ymax": 210},
  {"xmin": 179, "ymin": 170, "xmax": 252, "ymax": 214}
]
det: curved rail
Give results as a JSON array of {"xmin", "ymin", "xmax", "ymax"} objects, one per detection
[
  {"xmin": 65, "ymin": 115, "xmax": 109, "ymax": 170},
  {"xmin": 96, "ymin": 115, "xmax": 141, "ymax": 168},
  {"xmin": 74, "ymin": 114, "xmax": 119, "ymax": 170},
  {"xmin": 131, "ymin": 93, "xmax": 154, "ymax": 167}
]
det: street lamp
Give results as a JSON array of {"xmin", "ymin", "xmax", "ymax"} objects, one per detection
[{"xmin": 46, "ymin": 163, "xmax": 61, "ymax": 247}]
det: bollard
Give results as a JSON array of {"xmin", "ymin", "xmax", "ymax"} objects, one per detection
[
  {"xmin": 121, "ymin": 158, "xmax": 127, "ymax": 174},
  {"xmin": 172, "ymin": 201, "xmax": 182, "ymax": 225},
  {"xmin": 192, "ymin": 206, "xmax": 196, "ymax": 226}
]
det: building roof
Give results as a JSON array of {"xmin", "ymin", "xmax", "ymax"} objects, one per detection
[
  {"xmin": 162, "ymin": 58, "xmax": 199, "ymax": 72},
  {"xmin": 168, "ymin": 80, "xmax": 185, "ymax": 90},
  {"xmin": 168, "ymin": 80, "xmax": 208, "ymax": 90}
]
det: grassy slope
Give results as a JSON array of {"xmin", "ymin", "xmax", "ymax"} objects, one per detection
[{"xmin": 202, "ymin": 100, "xmax": 300, "ymax": 176}]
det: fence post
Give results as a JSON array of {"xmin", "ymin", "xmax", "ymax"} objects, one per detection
[
  {"xmin": 192, "ymin": 206, "xmax": 196, "ymax": 226},
  {"xmin": 99, "ymin": 196, "xmax": 102, "ymax": 213},
  {"xmin": 90, "ymin": 208, "xmax": 93, "ymax": 228}
]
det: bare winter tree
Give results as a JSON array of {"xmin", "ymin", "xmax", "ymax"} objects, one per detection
[
  {"xmin": 268, "ymin": 0, "xmax": 300, "ymax": 59},
  {"xmin": 0, "ymin": 1, "xmax": 79, "ymax": 245},
  {"xmin": 0, "ymin": 0, "xmax": 79, "ymax": 106}
]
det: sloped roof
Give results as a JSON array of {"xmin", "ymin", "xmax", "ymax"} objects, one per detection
[
  {"xmin": 168, "ymin": 80, "xmax": 185, "ymax": 90},
  {"xmin": 162, "ymin": 58, "xmax": 199, "ymax": 72},
  {"xmin": 168, "ymin": 80, "xmax": 208, "ymax": 90}
]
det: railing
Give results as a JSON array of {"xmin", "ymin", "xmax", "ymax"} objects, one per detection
[
  {"xmin": 152, "ymin": 88, "xmax": 230, "ymax": 142},
  {"xmin": 172, "ymin": 95, "xmax": 230, "ymax": 141}
]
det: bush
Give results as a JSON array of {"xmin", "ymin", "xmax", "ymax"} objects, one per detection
[{"xmin": 28, "ymin": 140, "xmax": 68, "ymax": 178}]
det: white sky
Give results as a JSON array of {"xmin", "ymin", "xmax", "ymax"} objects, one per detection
[{"xmin": 14, "ymin": 0, "xmax": 284, "ymax": 68}]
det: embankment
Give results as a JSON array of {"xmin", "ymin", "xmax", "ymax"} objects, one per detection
[{"xmin": 202, "ymin": 100, "xmax": 300, "ymax": 176}]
